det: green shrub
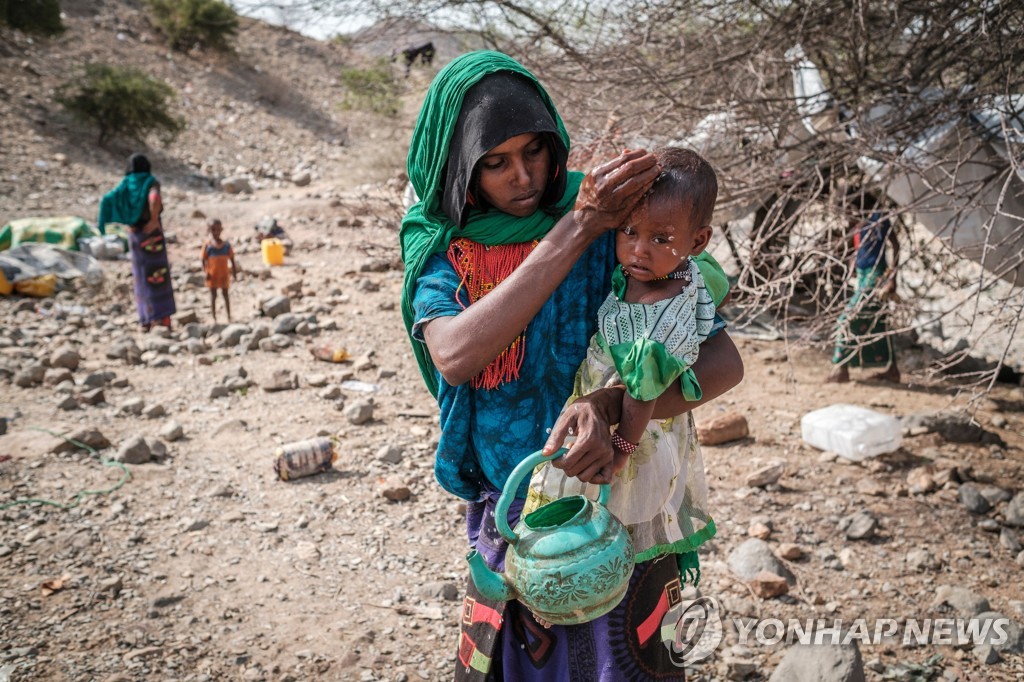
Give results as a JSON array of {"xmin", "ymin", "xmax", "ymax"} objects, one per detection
[
  {"xmin": 147, "ymin": 0, "xmax": 238, "ymax": 52},
  {"xmin": 57, "ymin": 64, "xmax": 185, "ymax": 146},
  {"xmin": 339, "ymin": 59, "xmax": 401, "ymax": 117},
  {"xmin": 4, "ymin": 0, "xmax": 64, "ymax": 35}
]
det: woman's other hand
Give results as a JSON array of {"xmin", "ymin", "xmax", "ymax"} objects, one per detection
[
  {"xmin": 574, "ymin": 149, "xmax": 660, "ymax": 236},
  {"xmin": 543, "ymin": 386, "xmax": 628, "ymax": 484}
]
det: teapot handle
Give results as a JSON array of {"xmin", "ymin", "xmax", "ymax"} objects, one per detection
[{"xmin": 495, "ymin": 448, "xmax": 611, "ymax": 545}]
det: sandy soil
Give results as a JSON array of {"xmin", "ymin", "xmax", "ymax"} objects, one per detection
[{"xmin": 2, "ymin": 3, "xmax": 1024, "ymax": 681}]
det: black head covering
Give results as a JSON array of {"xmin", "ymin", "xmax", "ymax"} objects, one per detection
[
  {"xmin": 126, "ymin": 153, "xmax": 151, "ymax": 175},
  {"xmin": 442, "ymin": 71, "xmax": 568, "ymax": 228}
]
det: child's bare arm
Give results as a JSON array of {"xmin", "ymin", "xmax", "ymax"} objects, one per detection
[{"xmin": 616, "ymin": 392, "xmax": 655, "ymax": 448}]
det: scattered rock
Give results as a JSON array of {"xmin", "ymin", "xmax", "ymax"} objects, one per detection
[
  {"xmin": 416, "ymin": 581, "xmax": 460, "ymax": 601},
  {"xmin": 273, "ymin": 313, "xmax": 301, "ymax": 335},
  {"xmin": 114, "ymin": 436, "xmax": 152, "ymax": 464},
  {"xmin": 220, "ymin": 324, "xmax": 250, "ymax": 347},
  {"xmin": 376, "ymin": 444, "xmax": 404, "ymax": 465},
  {"xmin": 971, "ymin": 612, "xmax": 1024, "ymax": 654},
  {"xmin": 143, "ymin": 403, "xmax": 166, "ymax": 419},
  {"xmin": 56, "ymin": 395, "xmax": 79, "ymax": 411},
  {"xmin": 745, "ymin": 461, "xmax": 784, "ymax": 488},
  {"xmin": 1004, "ymin": 492, "xmax": 1024, "ymax": 527},
  {"xmin": 932, "ymin": 585, "xmax": 991, "ymax": 617},
  {"xmin": 727, "ymin": 539, "xmax": 795, "ymax": 584},
  {"xmin": 696, "ymin": 411, "xmax": 750, "ymax": 445},
  {"xmin": 120, "ymin": 397, "xmax": 145, "ymax": 416},
  {"xmin": 1001, "ymin": 528, "xmax": 1022, "ymax": 554},
  {"xmin": 261, "ymin": 295, "xmax": 291, "ymax": 319},
  {"xmin": 160, "ymin": 421, "xmax": 184, "ymax": 442},
  {"xmin": 50, "ymin": 347, "xmax": 81, "ymax": 370},
  {"xmin": 974, "ymin": 643, "xmax": 1001, "ymax": 665},
  {"xmin": 748, "ymin": 522, "xmax": 772, "ymax": 540},
  {"xmin": 79, "ymin": 387, "xmax": 105, "ymax": 405},
  {"xmin": 839, "ymin": 510, "xmax": 878, "ymax": 540},
  {"xmin": 901, "ymin": 412, "xmax": 1004, "ymax": 446},
  {"xmin": 768, "ymin": 642, "xmax": 865, "ymax": 682},
  {"xmin": 905, "ymin": 549, "xmax": 939, "ymax": 571},
  {"xmin": 959, "ymin": 483, "xmax": 993, "ymax": 514},
  {"xmin": 263, "ymin": 370, "xmax": 298, "ymax": 392},
  {"xmin": 749, "ymin": 570, "xmax": 789, "ymax": 599},
  {"xmin": 345, "ymin": 399, "xmax": 374, "ymax": 425},
  {"xmin": 14, "ymin": 366, "xmax": 45, "ymax": 388},
  {"xmin": 777, "ymin": 543, "xmax": 804, "ymax": 561},
  {"xmin": 221, "ymin": 176, "xmax": 253, "ymax": 194},
  {"xmin": 379, "ymin": 476, "xmax": 411, "ymax": 502},
  {"xmin": 44, "ymin": 367, "xmax": 73, "ymax": 387},
  {"xmin": 906, "ymin": 466, "xmax": 937, "ymax": 494},
  {"xmin": 51, "ymin": 428, "xmax": 111, "ymax": 454},
  {"xmin": 855, "ymin": 477, "xmax": 885, "ymax": 497}
]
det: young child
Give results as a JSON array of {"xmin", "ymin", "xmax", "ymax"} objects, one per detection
[
  {"xmin": 527, "ymin": 147, "xmax": 725, "ymax": 585},
  {"xmin": 201, "ymin": 219, "xmax": 239, "ymax": 323}
]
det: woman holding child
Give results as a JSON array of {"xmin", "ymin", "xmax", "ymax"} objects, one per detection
[{"xmin": 400, "ymin": 51, "xmax": 743, "ymax": 680}]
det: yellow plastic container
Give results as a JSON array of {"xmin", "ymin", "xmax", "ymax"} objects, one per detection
[
  {"xmin": 261, "ymin": 238, "xmax": 285, "ymax": 266},
  {"xmin": 14, "ymin": 274, "xmax": 57, "ymax": 297},
  {"xmin": 0, "ymin": 269, "xmax": 12, "ymax": 296}
]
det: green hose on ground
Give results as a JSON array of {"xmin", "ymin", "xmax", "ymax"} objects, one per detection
[{"xmin": 0, "ymin": 428, "xmax": 131, "ymax": 511}]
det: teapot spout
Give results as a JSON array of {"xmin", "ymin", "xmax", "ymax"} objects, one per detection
[{"xmin": 467, "ymin": 550, "xmax": 514, "ymax": 602}]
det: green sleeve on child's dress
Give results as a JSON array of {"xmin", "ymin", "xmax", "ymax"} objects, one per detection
[
  {"xmin": 693, "ymin": 251, "xmax": 729, "ymax": 306},
  {"xmin": 599, "ymin": 334, "xmax": 702, "ymax": 401}
]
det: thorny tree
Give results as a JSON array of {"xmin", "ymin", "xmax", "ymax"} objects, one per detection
[{"xmin": 318, "ymin": 0, "xmax": 1024, "ymax": 383}]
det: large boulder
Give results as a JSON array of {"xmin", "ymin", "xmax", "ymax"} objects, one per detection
[
  {"xmin": 727, "ymin": 539, "xmax": 795, "ymax": 584},
  {"xmin": 768, "ymin": 643, "xmax": 865, "ymax": 682}
]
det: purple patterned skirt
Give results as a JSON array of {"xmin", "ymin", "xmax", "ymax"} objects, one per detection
[{"xmin": 128, "ymin": 228, "xmax": 176, "ymax": 326}]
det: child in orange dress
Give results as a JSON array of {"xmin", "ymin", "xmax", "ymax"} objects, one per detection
[{"xmin": 201, "ymin": 219, "xmax": 240, "ymax": 323}]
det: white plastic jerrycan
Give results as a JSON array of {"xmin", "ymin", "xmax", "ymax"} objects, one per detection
[{"xmin": 801, "ymin": 403, "xmax": 902, "ymax": 461}]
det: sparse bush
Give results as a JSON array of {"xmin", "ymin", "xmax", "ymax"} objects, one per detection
[
  {"xmin": 4, "ymin": 0, "xmax": 64, "ymax": 35},
  {"xmin": 339, "ymin": 59, "xmax": 401, "ymax": 117},
  {"xmin": 147, "ymin": 0, "xmax": 238, "ymax": 52},
  {"xmin": 57, "ymin": 64, "xmax": 185, "ymax": 146}
]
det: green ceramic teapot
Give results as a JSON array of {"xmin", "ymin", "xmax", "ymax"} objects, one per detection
[{"xmin": 466, "ymin": 448, "xmax": 635, "ymax": 625}]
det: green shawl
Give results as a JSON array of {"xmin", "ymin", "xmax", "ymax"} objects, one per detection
[
  {"xmin": 400, "ymin": 51, "xmax": 578, "ymax": 398},
  {"xmin": 97, "ymin": 172, "xmax": 156, "ymax": 235}
]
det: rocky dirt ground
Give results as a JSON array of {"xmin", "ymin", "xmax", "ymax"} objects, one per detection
[{"xmin": 2, "ymin": 3, "xmax": 1024, "ymax": 682}]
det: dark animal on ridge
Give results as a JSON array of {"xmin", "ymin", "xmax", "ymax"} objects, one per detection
[{"xmin": 399, "ymin": 42, "xmax": 435, "ymax": 75}]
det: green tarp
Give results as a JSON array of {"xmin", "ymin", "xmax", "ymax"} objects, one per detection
[{"xmin": 0, "ymin": 216, "xmax": 97, "ymax": 252}]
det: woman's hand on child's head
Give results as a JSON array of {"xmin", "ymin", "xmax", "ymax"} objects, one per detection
[{"xmin": 574, "ymin": 149, "xmax": 661, "ymax": 236}]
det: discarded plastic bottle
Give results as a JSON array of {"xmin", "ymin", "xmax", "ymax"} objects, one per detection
[
  {"xmin": 310, "ymin": 345, "xmax": 350, "ymax": 363},
  {"xmin": 273, "ymin": 437, "xmax": 338, "ymax": 481},
  {"xmin": 800, "ymin": 404, "xmax": 902, "ymax": 461}
]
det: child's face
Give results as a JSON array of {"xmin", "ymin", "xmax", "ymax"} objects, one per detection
[
  {"xmin": 615, "ymin": 195, "xmax": 711, "ymax": 281},
  {"xmin": 210, "ymin": 223, "xmax": 223, "ymax": 240}
]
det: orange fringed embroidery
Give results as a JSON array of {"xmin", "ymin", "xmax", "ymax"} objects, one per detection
[{"xmin": 447, "ymin": 237, "xmax": 539, "ymax": 390}]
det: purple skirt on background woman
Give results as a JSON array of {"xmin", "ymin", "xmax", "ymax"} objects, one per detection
[
  {"xmin": 128, "ymin": 228, "xmax": 176, "ymax": 326},
  {"xmin": 457, "ymin": 486, "xmax": 688, "ymax": 682}
]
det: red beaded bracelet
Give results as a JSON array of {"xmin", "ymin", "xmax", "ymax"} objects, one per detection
[{"xmin": 611, "ymin": 430, "xmax": 638, "ymax": 455}]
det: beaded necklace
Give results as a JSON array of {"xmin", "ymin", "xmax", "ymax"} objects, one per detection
[{"xmin": 622, "ymin": 258, "xmax": 692, "ymax": 283}]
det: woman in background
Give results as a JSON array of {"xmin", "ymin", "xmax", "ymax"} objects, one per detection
[{"xmin": 98, "ymin": 153, "xmax": 176, "ymax": 331}]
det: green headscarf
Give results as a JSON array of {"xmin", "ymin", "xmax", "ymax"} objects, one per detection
[
  {"xmin": 97, "ymin": 173, "xmax": 155, "ymax": 236},
  {"xmin": 400, "ymin": 50, "xmax": 581, "ymax": 398}
]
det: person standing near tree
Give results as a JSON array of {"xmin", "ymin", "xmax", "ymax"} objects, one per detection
[{"xmin": 827, "ymin": 198, "xmax": 901, "ymax": 384}]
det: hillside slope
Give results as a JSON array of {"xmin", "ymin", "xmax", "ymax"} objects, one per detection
[{"xmin": 0, "ymin": 0, "xmax": 412, "ymax": 226}]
